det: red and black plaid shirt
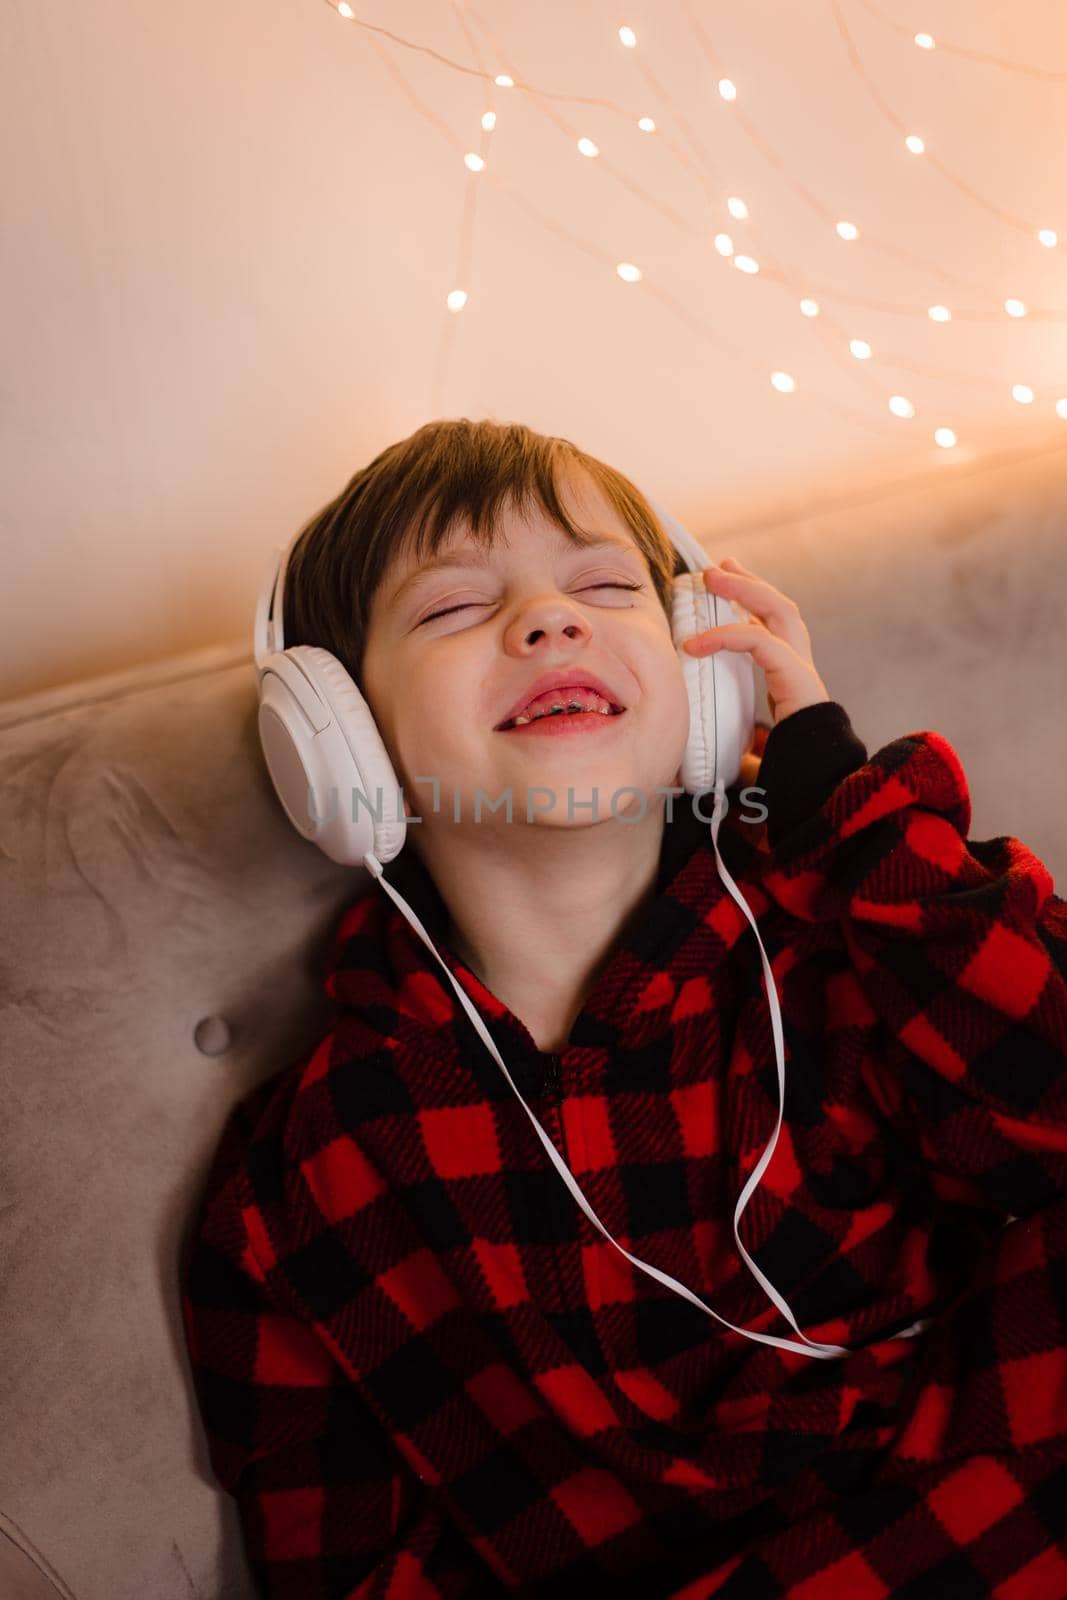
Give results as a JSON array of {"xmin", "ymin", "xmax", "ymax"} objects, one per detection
[{"xmin": 180, "ymin": 703, "xmax": 1067, "ymax": 1597}]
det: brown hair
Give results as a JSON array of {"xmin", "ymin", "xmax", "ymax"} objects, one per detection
[{"xmin": 281, "ymin": 417, "xmax": 683, "ymax": 694}]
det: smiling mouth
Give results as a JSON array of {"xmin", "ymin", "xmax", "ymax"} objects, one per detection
[
  {"xmin": 495, "ymin": 685, "xmax": 628, "ymax": 731},
  {"xmin": 496, "ymin": 703, "xmax": 627, "ymax": 732}
]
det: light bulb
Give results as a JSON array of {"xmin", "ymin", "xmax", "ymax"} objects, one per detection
[
  {"xmin": 726, "ymin": 196, "xmax": 749, "ymax": 220},
  {"xmin": 734, "ymin": 255, "xmax": 759, "ymax": 274},
  {"xmin": 889, "ymin": 395, "xmax": 915, "ymax": 418},
  {"xmin": 637, "ymin": 116, "xmax": 656, "ymax": 132},
  {"xmin": 577, "ymin": 137, "xmax": 599, "ymax": 158},
  {"xmin": 836, "ymin": 221, "xmax": 859, "ymax": 240},
  {"xmin": 905, "ymin": 135, "xmax": 925, "ymax": 154},
  {"xmin": 616, "ymin": 262, "xmax": 642, "ymax": 282},
  {"xmin": 1038, "ymin": 229, "xmax": 1058, "ymax": 248},
  {"xmin": 934, "ymin": 427, "xmax": 956, "ymax": 448},
  {"xmin": 799, "ymin": 298, "xmax": 820, "ymax": 317},
  {"xmin": 849, "ymin": 339, "xmax": 872, "ymax": 360},
  {"xmin": 619, "ymin": 25, "xmax": 637, "ymax": 47},
  {"xmin": 928, "ymin": 304, "xmax": 951, "ymax": 322},
  {"xmin": 1012, "ymin": 385, "xmax": 1034, "ymax": 404},
  {"xmin": 1005, "ymin": 298, "xmax": 1027, "ymax": 317},
  {"xmin": 770, "ymin": 371, "xmax": 795, "ymax": 393},
  {"xmin": 718, "ymin": 79, "xmax": 737, "ymax": 101},
  {"xmin": 915, "ymin": 33, "xmax": 935, "ymax": 49},
  {"xmin": 713, "ymin": 233, "xmax": 734, "ymax": 257},
  {"xmin": 338, "ymin": 2, "xmax": 354, "ymax": 16},
  {"xmin": 464, "ymin": 152, "xmax": 485, "ymax": 172},
  {"xmin": 446, "ymin": 290, "xmax": 468, "ymax": 312},
  {"xmin": 481, "ymin": 111, "xmax": 496, "ymax": 131},
  {"xmin": 1056, "ymin": 398, "xmax": 1067, "ymax": 419},
  {"xmin": 494, "ymin": 74, "xmax": 514, "ymax": 88}
]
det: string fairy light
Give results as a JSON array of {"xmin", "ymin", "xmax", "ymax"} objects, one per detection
[
  {"xmin": 326, "ymin": 0, "xmax": 1067, "ymax": 445},
  {"xmin": 661, "ymin": 0, "xmax": 1066, "ymax": 436},
  {"xmin": 677, "ymin": 0, "xmax": 1064, "ymax": 307},
  {"xmin": 331, "ymin": 0, "xmax": 1067, "ymax": 319},
  {"xmin": 831, "ymin": 0, "xmax": 1062, "ymax": 251},
  {"xmin": 857, "ymin": 0, "xmax": 1067, "ymax": 83},
  {"xmin": 358, "ymin": 15, "xmax": 885, "ymax": 440},
  {"xmin": 518, "ymin": 0, "xmax": 1062, "ymax": 432},
  {"xmin": 433, "ymin": 0, "xmax": 497, "ymax": 403},
  {"xmin": 607, "ymin": 0, "xmax": 1023, "ymax": 438},
  {"xmin": 543, "ymin": 7, "xmax": 940, "ymax": 438},
  {"xmin": 508, "ymin": 0, "xmax": 1062, "ymax": 444},
  {"xmin": 601, "ymin": 0, "xmax": 928, "ymax": 420}
]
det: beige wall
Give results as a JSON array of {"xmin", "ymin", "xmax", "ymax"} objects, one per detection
[{"xmin": 5, "ymin": 0, "xmax": 1066, "ymax": 733}]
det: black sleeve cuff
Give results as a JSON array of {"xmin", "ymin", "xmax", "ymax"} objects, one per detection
[{"xmin": 756, "ymin": 701, "xmax": 868, "ymax": 850}]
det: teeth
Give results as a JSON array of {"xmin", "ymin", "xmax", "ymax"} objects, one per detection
[
  {"xmin": 504, "ymin": 693, "xmax": 621, "ymax": 728},
  {"xmin": 509, "ymin": 700, "xmax": 616, "ymax": 727}
]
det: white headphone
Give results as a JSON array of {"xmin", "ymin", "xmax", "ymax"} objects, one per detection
[{"xmin": 252, "ymin": 491, "xmax": 932, "ymax": 1361}]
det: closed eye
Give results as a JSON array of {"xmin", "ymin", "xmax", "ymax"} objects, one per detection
[{"xmin": 417, "ymin": 581, "xmax": 643, "ymax": 626}]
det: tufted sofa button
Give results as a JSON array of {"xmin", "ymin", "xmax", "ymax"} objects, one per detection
[{"xmin": 194, "ymin": 1015, "xmax": 233, "ymax": 1056}]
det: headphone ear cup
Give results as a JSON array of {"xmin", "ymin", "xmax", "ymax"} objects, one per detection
[
  {"xmin": 257, "ymin": 645, "xmax": 407, "ymax": 867},
  {"xmin": 671, "ymin": 572, "xmax": 757, "ymax": 795},
  {"xmin": 305, "ymin": 649, "xmax": 408, "ymax": 864}
]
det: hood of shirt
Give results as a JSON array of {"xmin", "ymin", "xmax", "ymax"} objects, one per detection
[{"xmin": 320, "ymin": 786, "xmax": 767, "ymax": 1075}]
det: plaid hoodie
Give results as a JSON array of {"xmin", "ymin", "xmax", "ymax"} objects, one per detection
[{"xmin": 180, "ymin": 702, "xmax": 1067, "ymax": 1598}]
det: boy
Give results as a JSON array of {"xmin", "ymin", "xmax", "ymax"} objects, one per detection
[{"xmin": 180, "ymin": 418, "xmax": 1067, "ymax": 1598}]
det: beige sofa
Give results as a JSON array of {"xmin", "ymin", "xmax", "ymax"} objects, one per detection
[{"xmin": 1, "ymin": 456, "xmax": 1064, "ymax": 1596}]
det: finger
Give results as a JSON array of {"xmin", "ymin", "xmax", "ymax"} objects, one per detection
[
  {"xmin": 718, "ymin": 554, "xmax": 797, "ymax": 622},
  {"xmin": 682, "ymin": 620, "xmax": 806, "ymax": 685},
  {"xmin": 682, "ymin": 623, "xmax": 828, "ymax": 720},
  {"xmin": 705, "ymin": 565, "xmax": 806, "ymax": 645},
  {"xmin": 703, "ymin": 565, "xmax": 811, "ymax": 660},
  {"xmin": 684, "ymin": 620, "xmax": 783, "ymax": 656},
  {"xmin": 719, "ymin": 565, "xmax": 783, "ymax": 715}
]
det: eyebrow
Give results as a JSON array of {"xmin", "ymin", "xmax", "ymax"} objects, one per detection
[{"xmin": 386, "ymin": 532, "xmax": 642, "ymax": 609}]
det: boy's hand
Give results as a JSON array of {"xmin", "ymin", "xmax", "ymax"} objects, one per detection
[{"xmin": 681, "ymin": 555, "xmax": 831, "ymax": 726}]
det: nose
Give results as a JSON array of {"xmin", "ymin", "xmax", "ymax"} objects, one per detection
[{"xmin": 506, "ymin": 594, "xmax": 593, "ymax": 652}]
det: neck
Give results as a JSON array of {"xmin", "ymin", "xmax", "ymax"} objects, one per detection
[{"xmin": 410, "ymin": 800, "xmax": 670, "ymax": 1055}]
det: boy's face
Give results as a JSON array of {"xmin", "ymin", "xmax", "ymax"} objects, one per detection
[{"xmin": 361, "ymin": 469, "xmax": 691, "ymax": 830}]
